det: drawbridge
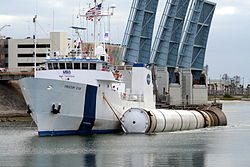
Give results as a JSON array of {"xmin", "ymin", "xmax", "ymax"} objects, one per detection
[
  {"xmin": 122, "ymin": 0, "xmax": 216, "ymax": 71},
  {"xmin": 122, "ymin": 0, "xmax": 216, "ymax": 105}
]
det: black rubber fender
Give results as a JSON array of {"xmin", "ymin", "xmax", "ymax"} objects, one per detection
[
  {"xmin": 206, "ymin": 110, "xmax": 219, "ymax": 126},
  {"xmin": 198, "ymin": 110, "xmax": 212, "ymax": 127},
  {"xmin": 207, "ymin": 106, "xmax": 227, "ymax": 126},
  {"xmin": 204, "ymin": 111, "xmax": 215, "ymax": 126},
  {"xmin": 145, "ymin": 109, "xmax": 157, "ymax": 133}
]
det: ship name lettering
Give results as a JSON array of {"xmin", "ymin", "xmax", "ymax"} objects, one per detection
[
  {"xmin": 65, "ymin": 85, "xmax": 75, "ymax": 89},
  {"xmin": 65, "ymin": 85, "xmax": 81, "ymax": 91}
]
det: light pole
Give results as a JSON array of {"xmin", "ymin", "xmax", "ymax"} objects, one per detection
[
  {"xmin": 0, "ymin": 25, "xmax": 11, "ymax": 39},
  {"xmin": 247, "ymin": 84, "xmax": 250, "ymax": 98},
  {"xmin": 0, "ymin": 25, "xmax": 11, "ymax": 31},
  {"xmin": 33, "ymin": 15, "xmax": 37, "ymax": 78},
  {"xmin": 0, "ymin": 25, "xmax": 11, "ymax": 32}
]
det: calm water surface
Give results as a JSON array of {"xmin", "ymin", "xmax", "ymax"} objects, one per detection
[{"xmin": 0, "ymin": 102, "xmax": 250, "ymax": 167}]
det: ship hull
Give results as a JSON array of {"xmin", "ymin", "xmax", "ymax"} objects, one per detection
[{"xmin": 19, "ymin": 78, "xmax": 122, "ymax": 136}]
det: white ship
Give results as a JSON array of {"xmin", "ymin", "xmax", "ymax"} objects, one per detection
[
  {"xmin": 19, "ymin": 1, "xmax": 227, "ymax": 136},
  {"xmin": 19, "ymin": 1, "xmax": 156, "ymax": 136},
  {"xmin": 20, "ymin": 55, "xmax": 156, "ymax": 136}
]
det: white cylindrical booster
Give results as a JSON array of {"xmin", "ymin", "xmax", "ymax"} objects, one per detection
[
  {"xmin": 157, "ymin": 109, "xmax": 182, "ymax": 132},
  {"xmin": 121, "ymin": 108, "xmax": 206, "ymax": 133},
  {"xmin": 147, "ymin": 109, "xmax": 166, "ymax": 132},
  {"xmin": 175, "ymin": 110, "xmax": 196, "ymax": 130},
  {"xmin": 120, "ymin": 108, "xmax": 150, "ymax": 133},
  {"xmin": 190, "ymin": 110, "xmax": 205, "ymax": 129}
]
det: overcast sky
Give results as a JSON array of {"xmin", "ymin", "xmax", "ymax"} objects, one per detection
[{"xmin": 0, "ymin": 0, "xmax": 250, "ymax": 84}]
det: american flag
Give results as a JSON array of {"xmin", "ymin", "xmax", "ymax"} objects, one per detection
[{"xmin": 85, "ymin": 3, "xmax": 102, "ymax": 21}]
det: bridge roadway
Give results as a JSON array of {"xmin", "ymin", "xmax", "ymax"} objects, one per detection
[{"xmin": 0, "ymin": 72, "xmax": 34, "ymax": 81}]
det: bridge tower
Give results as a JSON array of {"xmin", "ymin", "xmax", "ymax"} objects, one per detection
[
  {"xmin": 122, "ymin": 0, "xmax": 159, "ymax": 64},
  {"xmin": 177, "ymin": 0, "xmax": 216, "ymax": 71},
  {"xmin": 151, "ymin": 0, "xmax": 191, "ymax": 67}
]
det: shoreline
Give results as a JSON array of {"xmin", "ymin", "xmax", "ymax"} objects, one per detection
[
  {"xmin": 0, "ymin": 110, "xmax": 32, "ymax": 122},
  {"xmin": 208, "ymin": 100, "xmax": 250, "ymax": 103}
]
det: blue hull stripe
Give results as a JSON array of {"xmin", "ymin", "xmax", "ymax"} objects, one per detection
[
  {"xmin": 38, "ymin": 129, "xmax": 122, "ymax": 137},
  {"xmin": 79, "ymin": 85, "xmax": 97, "ymax": 131}
]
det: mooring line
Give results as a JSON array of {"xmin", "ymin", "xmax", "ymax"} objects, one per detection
[{"xmin": 102, "ymin": 93, "xmax": 127, "ymax": 133}]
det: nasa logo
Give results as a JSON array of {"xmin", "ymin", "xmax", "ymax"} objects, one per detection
[
  {"xmin": 147, "ymin": 74, "xmax": 151, "ymax": 85},
  {"xmin": 63, "ymin": 70, "xmax": 71, "ymax": 75}
]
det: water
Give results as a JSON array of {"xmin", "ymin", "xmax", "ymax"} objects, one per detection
[{"xmin": 0, "ymin": 102, "xmax": 250, "ymax": 167}]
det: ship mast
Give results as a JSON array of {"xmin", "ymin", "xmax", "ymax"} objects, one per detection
[
  {"xmin": 81, "ymin": 0, "xmax": 115, "ymax": 58},
  {"xmin": 93, "ymin": 0, "xmax": 97, "ymax": 56}
]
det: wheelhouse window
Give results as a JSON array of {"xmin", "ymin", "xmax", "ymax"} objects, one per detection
[
  {"xmin": 53, "ymin": 63, "xmax": 59, "ymax": 69},
  {"xmin": 82, "ymin": 63, "xmax": 88, "ymax": 69},
  {"xmin": 74, "ymin": 63, "xmax": 80, "ymax": 69},
  {"xmin": 100, "ymin": 55, "xmax": 105, "ymax": 61},
  {"xmin": 48, "ymin": 63, "xmax": 52, "ymax": 70},
  {"xmin": 59, "ymin": 63, "xmax": 65, "ymax": 69},
  {"xmin": 90, "ymin": 63, "xmax": 96, "ymax": 70},
  {"xmin": 66, "ymin": 63, "xmax": 73, "ymax": 69}
]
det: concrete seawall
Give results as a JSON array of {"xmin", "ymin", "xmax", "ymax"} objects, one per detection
[{"xmin": 0, "ymin": 81, "xmax": 30, "ymax": 122}]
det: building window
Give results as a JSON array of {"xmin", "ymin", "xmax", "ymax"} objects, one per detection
[
  {"xmin": 37, "ymin": 63, "xmax": 44, "ymax": 66},
  {"xmin": 18, "ymin": 54, "xmax": 33, "ymax": 57},
  {"xmin": 90, "ymin": 63, "xmax": 96, "ymax": 70},
  {"xmin": 17, "ymin": 44, "xmax": 34, "ymax": 48},
  {"xmin": 66, "ymin": 63, "xmax": 73, "ymax": 69},
  {"xmin": 59, "ymin": 63, "xmax": 65, "ymax": 69},
  {"xmin": 17, "ymin": 63, "xmax": 34, "ymax": 67},
  {"xmin": 82, "ymin": 63, "xmax": 88, "ymax": 69},
  {"xmin": 17, "ymin": 44, "xmax": 50, "ymax": 48},
  {"xmin": 37, "ymin": 53, "xmax": 47, "ymax": 57},
  {"xmin": 17, "ymin": 53, "xmax": 46, "ymax": 58},
  {"xmin": 74, "ymin": 63, "xmax": 80, "ymax": 69},
  {"xmin": 37, "ymin": 44, "xmax": 50, "ymax": 48}
]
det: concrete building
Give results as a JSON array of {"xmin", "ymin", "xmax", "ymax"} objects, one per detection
[
  {"xmin": 8, "ymin": 38, "xmax": 50, "ymax": 72},
  {"xmin": 208, "ymin": 75, "xmax": 243, "ymax": 95},
  {"xmin": 50, "ymin": 32, "xmax": 69, "ymax": 57},
  {"xmin": 0, "ymin": 32, "xmax": 69, "ymax": 72}
]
